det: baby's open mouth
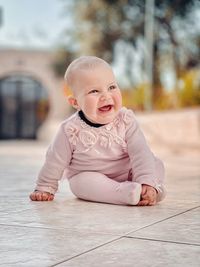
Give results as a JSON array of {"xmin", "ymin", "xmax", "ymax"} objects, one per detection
[{"xmin": 98, "ymin": 105, "xmax": 113, "ymax": 112}]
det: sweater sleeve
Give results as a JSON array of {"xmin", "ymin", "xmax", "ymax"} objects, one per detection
[
  {"xmin": 125, "ymin": 110, "xmax": 165, "ymax": 190},
  {"xmin": 35, "ymin": 123, "xmax": 72, "ymax": 194}
]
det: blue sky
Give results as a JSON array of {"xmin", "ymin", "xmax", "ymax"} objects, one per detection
[{"xmin": 0, "ymin": 0, "xmax": 69, "ymax": 49}]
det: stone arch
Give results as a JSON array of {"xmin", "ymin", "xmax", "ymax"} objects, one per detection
[
  {"xmin": 0, "ymin": 73, "xmax": 49, "ymax": 139},
  {"xmin": 0, "ymin": 49, "xmax": 70, "ymax": 140}
]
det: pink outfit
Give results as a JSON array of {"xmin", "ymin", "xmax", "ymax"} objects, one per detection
[{"xmin": 35, "ymin": 107, "xmax": 165, "ymax": 205}]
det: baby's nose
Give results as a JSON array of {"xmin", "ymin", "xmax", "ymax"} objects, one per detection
[{"xmin": 100, "ymin": 91, "xmax": 110, "ymax": 101}]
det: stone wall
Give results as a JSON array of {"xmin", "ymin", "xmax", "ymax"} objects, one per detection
[{"xmin": 137, "ymin": 108, "xmax": 200, "ymax": 151}]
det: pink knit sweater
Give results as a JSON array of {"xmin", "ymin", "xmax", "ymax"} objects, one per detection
[{"xmin": 35, "ymin": 107, "xmax": 164, "ymax": 194}]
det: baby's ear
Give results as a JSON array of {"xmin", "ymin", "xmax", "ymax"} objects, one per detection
[{"xmin": 68, "ymin": 95, "xmax": 79, "ymax": 110}]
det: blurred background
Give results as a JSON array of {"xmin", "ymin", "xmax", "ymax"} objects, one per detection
[{"xmin": 0, "ymin": 0, "xmax": 199, "ymax": 143}]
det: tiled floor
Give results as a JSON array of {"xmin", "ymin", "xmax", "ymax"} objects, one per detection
[{"xmin": 0, "ymin": 141, "xmax": 200, "ymax": 267}]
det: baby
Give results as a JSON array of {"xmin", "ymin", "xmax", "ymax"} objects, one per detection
[{"xmin": 30, "ymin": 56, "xmax": 166, "ymax": 206}]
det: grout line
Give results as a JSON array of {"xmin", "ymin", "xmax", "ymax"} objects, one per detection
[
  {"xmin": 49, "ymin": 205, "xmax": 200, "ymax": 267},
  {"xmin": 49, "ymin": 236, "xmax": 124, "ymax": 267},
  {"xmin": 1, "ymin": 204, "xmax": 198, "ymax": 232},
  {"xmin": 0, "ymin": 205, "xmax": 199, "ymax": 236},
  {"xmin": 123, "ymin": 236, "xmax": 200, "ymax": 247},
  {"xmin": 0, "ymin": 222, "xmax": 123, "ymax": 237},
  {"xmin": 1, "ymin": 223, "xmax": 63, "ymax": 232},
  {"xmin": 1, "ymin": 206, "xmax": 199, "ymax": 266},
  {"xmin": 122, "ymin": 205, "xmax": 200, "ymax": 236},
  {"xmin": 0, "ymin": 223, "xmax": 62, "ymax": 231}
]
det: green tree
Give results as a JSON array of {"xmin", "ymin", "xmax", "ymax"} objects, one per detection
[{"xmin": 58, "ymin": 0, "xmax": 200, "ymax": 108}]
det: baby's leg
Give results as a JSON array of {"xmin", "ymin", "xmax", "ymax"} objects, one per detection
[{"xmin": 69, "ymin": 172, "xmax": 142, "ymax": 205}]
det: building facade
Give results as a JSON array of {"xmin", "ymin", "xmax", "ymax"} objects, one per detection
[{"xmin": 0, "ymin": 48, "xmax": 70, "ymax": 140}]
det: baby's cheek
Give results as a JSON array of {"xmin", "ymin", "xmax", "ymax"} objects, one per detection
[{"xmin": 116, "ymin": 94, "xmax": 122, "ymax": 107}]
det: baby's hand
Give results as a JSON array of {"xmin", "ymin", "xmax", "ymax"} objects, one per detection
[
  {"xmin": 29, "ymin": 190, "xmax": 54, "ymax": 201},
  {"xmin": 138, "ymin": 184, "xmax": 157, "ymax": 206}
]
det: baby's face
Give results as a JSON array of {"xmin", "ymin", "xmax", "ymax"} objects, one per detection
[{"xmin": 73, "ymin": 65, "xmax": 122, "ymax": 124}]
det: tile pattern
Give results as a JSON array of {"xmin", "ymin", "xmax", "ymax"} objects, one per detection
[{"xmin": 0, "ymin": 141, "xmax": 200, "ymax": 267}]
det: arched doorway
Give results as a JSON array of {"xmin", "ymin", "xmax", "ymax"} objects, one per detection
[{"xmin": 0, "ymin": 75, "xmax": 49, "ymax": 139}]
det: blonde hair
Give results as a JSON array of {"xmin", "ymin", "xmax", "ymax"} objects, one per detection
[{"xmin": 64, "ymin": 56, "xmax": 110, "ymax": 94}]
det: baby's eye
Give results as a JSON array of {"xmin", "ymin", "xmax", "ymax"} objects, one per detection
[
  {"xmin": 109, "ymin": 85, "xmax": 117, "ymax": 90},
  {"xmin": 88, "ymin": 89, "xmax": 98, "ymax": 94}
]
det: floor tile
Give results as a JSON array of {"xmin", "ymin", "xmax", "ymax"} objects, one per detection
[
  {"xmin": 55, "ymin": 237, "xmax": 200, "ymax": 267},
  {"xmin": 165, "ymin": 174, "xmax": 200, "ymax": 202},
  {"xmin": 1, "ymin": 140, "xmax": 200, "ymax": 267},
  {"xmin": 0, "ymin": 225, "xmax": 116, "ymax": 267},
  {"xmin": 0, "ymin": 195, "xmax": 198, "ymax": 236},
  {"xmin": 127, "ymin": 207, "xmax": 200, "ymax": 245}
]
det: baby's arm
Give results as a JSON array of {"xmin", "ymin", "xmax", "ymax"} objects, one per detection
[
  {"xmin": 125, "ymin": 110, "xmax": 165, "ymax": 204},
  {"xmin": 30, "ymin": 123, "xmax": 72, "ymax": 201}
]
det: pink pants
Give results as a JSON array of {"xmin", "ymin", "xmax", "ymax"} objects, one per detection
[{"xmin": 68, "ymin": 170, "xmax": 165, "ymax": 206}]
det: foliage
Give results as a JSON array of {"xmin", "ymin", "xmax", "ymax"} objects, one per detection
[
  {"xmin": 177, "ymin": 69, "xmax": 200, "ymax": 107},
  {"xmin": 122, "ymin": 84, "xmax": 174, "ymax": 111},
  {"xmin": 56, "ymin": 0, "xmax": 200, "ymax": 110},
  {"xmin": 122, "ymin": 67, "xmax": 200, "ymax": 111},
  {"xmin": 122, "ymin": 85, "xmax": 145, "ymax": 111}
]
